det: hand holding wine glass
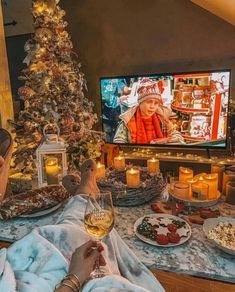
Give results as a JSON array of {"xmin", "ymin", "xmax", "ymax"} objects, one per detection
[{"xmin": 84, "ymin": 191, "xmax": 114, "ymax": 278}]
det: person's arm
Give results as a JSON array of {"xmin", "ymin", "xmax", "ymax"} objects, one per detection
[
  {"xmin": 55, "ymin": 240, "xmax": 105, "ymax": 292},
  {"xmin": 113, "ymin": 122, "xmax": 130, "ymax": 143}
]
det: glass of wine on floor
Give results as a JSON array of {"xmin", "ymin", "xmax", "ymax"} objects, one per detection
[{"xmin": 84, "ymin": 191, "xmax": 115, "ymax": 278}]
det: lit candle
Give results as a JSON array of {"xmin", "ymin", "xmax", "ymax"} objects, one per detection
[
  {"xmin": 147, "ymin": 158, "xmax": 159, "ymax": 175},
  {"xmin": 186, "ymin": 177, "xmax": 198, "ymax": 198},
  {"xmin": 211, "ymin": 164, "xmax": 224, "ymax": 192},
  {"xmin": 222, "ymin": 170, "xmax": 235, "ymax": 196},
  {"xmin": 174, "ymin": 182, "xmax": 190, "ymax": 199},
  {"xmin": 179, "ymin": 167, "xmax": 193, "ymax": 182},
  {"xmin": 96, "ymin": 162, "xmax": 105, "ymax": 179},
  {"xmin": 45, "ymin": 157, "xmax": 59, "ymax": 185},
  {"xmin": 126, "ymin": 168, "xmax": 140, "ymax": 188},
  {"xmin": 204, "ymin": 173, "xmax": 218, "ymax": 199},
  {"xmin": 194, "ymin": 173, "xmax": 206, "ymax": 182},
  {"xmin": 191, "ymin": 181, "xmax": 209, "ymax": 200},
  {"xmin": 113, "ymin": 156, "xmax": 125, "ymax": 171},
  {"xmin": 226, "ymin": 181, "xmax": 235, "ymax": 205}
]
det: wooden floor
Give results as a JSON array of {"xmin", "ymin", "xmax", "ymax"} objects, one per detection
[
  {"xmin": 151, "ymin": 269, "xmax": 235, "ymax": 292},
  {"xmin": 0, "ymin": 241, "xmax": 234, "ymax": 291}
]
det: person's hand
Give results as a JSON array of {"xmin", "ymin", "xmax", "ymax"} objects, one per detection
[
  {"xmin": 119, "ymin": 95, "xmax": 128, "ymax": 103},
  {"xmin": 68, "ymin": 240, "xmax": 106, "ymax": 285},
  {"xmin": 150, "ymin": 138, "xmax": 168, "ymax": 144}
]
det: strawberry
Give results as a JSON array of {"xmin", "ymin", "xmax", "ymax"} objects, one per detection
[
  {"xmin": 167, "ymin": 232, "xmax": 180, "ymax": 244},
  {"xmin": 156, "ymin": 234, "xmax": 169, "ymax": 245},
  {"xmin": 167, "ymin": 223, "xmax": 177, "ymax": 232}
]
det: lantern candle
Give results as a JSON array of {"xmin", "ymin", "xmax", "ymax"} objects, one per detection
[
  {"xmin": 204, "ymin": 173, "xmax": 218, "ymax": 199},
  {"xmin": 126, "ymin": 168, "xmax": 140, "ymax": 188},
  {"xmin": 147, "ymin": 158, "xmax": 159, "ymax": 175},
  {"xmin": 113, "ymin": 156, "xmax": 125, "ymax": 171},
  {"xmin": 179, "ymin": 167, "xmax": 193, "ymax": 182},
  {"xmin": 45, "ymin": 157, "xmax": 59, "ymax": 185},
  {"xmin": 96, "ymin": 162, "xmax": 105, "ymax": 179}
]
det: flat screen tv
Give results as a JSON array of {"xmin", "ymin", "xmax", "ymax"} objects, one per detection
[{"xmin": 100, "ymin": 70, "xmax": 230, "ymax": 148}]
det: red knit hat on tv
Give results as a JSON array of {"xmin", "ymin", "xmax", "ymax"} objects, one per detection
[{"xmin": 137, "ymin": 78, "xmax": 164, "ymax": 105}]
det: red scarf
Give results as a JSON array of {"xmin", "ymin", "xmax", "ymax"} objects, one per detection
[{"xmin": 128, "ymin": 108, "xmax": 166, "ymax": 143}]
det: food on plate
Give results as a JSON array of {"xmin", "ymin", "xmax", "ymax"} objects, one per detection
[
  {"xmin": 207, "ymin": 222, "xmax": 235, "ymax": 250},
  {"xmin": 137, "ymin": 215, "xmax": 189, "ymax": 246}
]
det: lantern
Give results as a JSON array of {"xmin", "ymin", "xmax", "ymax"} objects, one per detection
[{"xmin": 36, "ymin": 124, "xmax": 67, "ymax": 187}]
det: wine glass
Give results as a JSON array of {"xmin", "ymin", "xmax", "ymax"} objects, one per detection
[{"xmin": 84, "ymin": 191, "xmax": 115, "ymax": 278}]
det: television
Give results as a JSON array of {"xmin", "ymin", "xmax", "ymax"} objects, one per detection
[{"xmin": 100, "ymin": 70, "xmax": 231, "ymax": 148}]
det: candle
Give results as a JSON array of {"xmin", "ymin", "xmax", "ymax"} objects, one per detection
[
  {"xmin": 226, "ymin": 181, "xmax": 235, "ymax": 205},
  {"xmin": 179, "ymin": 167, "xmax": 193, "ymax": 182},
  {"xmin": 126, "ymin": 168, "xmax": 140, "ymax": 188},
  {"xmin": 174, "ymin": 182, "xmax": 190, "ymax": 199},
  {"xmin": 113, "ymin": 156, "xmax": 125, "ymax": 171},
  {"xmin": 147, "ymin": 158, "xmax": 159, "ymax": 175},
  {"xmin": 222, "ymin": 170, "xmax": 235, "ymax": 196},
  {"xmin": 194, "ymin": 173, "xmax": 207, "ymax": 182},
  {"xmin": 186, "ymin": 177, "xmax": 198, "ymax": 198},
  {"xmin": 211, "ymin": 164, "xmax": 224, "ymax": 192},
  {"xmin": 45, "ymin": 157, "xmax": 59, "ymax": 185},
  {"xmin": 191, "ymin": 182, "xmax": 209, "ymax": 200},
  {"xmin": 96, "ymin": 162, "xmax": 105, "ymax": 179},
  {"xmin": 204, "ymin": 173, "xmax": 218, "ymax": 199}
]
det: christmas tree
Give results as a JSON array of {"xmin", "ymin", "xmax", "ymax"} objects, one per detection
[{"xmin": 11, "ymin": 0, "xmax": 103, "ymax": 174}]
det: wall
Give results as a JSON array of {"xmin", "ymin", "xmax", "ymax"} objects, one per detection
[
  {"xmin": 0, "ymin": 2, "xmax": 14, "ymax": 130},
  {"xmin": 61, "ymin": 0, "xmax": 235, "ymax": 112}
]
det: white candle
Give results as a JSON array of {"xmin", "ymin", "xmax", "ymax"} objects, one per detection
[
  {"xmin": 147, "ymin": 158, "xmax": 159, "ymax": 175},
  {"xmin": 96, "ymin": 162, "xmax": 105, "ymax": 179},
  {"xmin": 194, "ymin": 173, "xmax": 206, "ymax": 182},
  {"xmin": 179, "ymin": 167, "xmax": 193, "ymax": 182},
  {"xmin": 191, "ymin": 181, "xmax": 209, "ymax": 200},
  {"xmin": 186, "ymin": 177, "xmax": 198, "ymax": 199},
  {"xmin": 204, "ymin": 173, "xmax": 218, "ymax": 199},
  {"xmin": 45, "ymin": 157, "xmax": 59, "ymax": 185},
  {"xmin": 174, "ymin": 182, "xmax": 190, "ymax": 199},
  {"xmin": 126, "ymin": 168, "xmax": 140, "ymax": 188},
  {"xmin": 113, "ymin": 156, "xmax": 125, "ymax": 171}
]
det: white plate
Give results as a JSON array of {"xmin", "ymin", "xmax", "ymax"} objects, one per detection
[
  {"xmin": 203, "ymin": 217, "xmax": 235, "ymax": 256},
  {"xmin": 134, "ymin": 213, "xmax": 191, "ymax": 247},
  {"xmin": 19, "ymin": 203, "xmax": 62, "ymax": 218}
]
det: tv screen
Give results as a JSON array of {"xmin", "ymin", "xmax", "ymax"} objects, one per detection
[{"xmin": 100, "ymin": 70, "xmax": 230, "ymax": 148}]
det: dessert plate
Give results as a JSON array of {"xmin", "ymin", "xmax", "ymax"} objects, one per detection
[{"xmin": 134, "ymin": 213, "xmax": 191, "ymax": 247}]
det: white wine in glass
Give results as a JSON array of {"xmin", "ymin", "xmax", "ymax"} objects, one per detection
[{"xmin": 84, "ymin": 192, "xmax": 114, "ymax": 278}]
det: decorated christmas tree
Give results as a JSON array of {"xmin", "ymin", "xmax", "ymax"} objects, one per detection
[{"xmin": 11, "ymin": 0, "xmax": 103, "ymax": 175}]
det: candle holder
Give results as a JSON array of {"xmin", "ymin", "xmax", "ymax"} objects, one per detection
[{"xmin": 97, "ymin": 167, "xmax": 167, "ymax": 207}]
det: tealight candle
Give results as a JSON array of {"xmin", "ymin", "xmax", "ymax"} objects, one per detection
[
  {"xmin": 147, "ymin": 158, "xmax": 159, "ymax": 175},
  {"xmin": 45, "ymin": 157, "xmax": 59, "ymax": 185},
  {"xmin": 126, "ymin": 168, "xmax": 140, "ymax": 188},
  {"xmin": 179, "ymin": 167, "xmax": 193, "ymax": 182},
  {"xmin": 113, "ymin": 156, "xmax": 125, "ymax": 171},
  {"xmin": 204, "ymin": 173, "xmax": 218, "ymax": 199},
  {"xmin": 96, "ymin": 162, "xmax": 105, "ymax": 179},
  {"xmin": 211, "ymin": 164, "xmax": 224, "ymax": 192}
]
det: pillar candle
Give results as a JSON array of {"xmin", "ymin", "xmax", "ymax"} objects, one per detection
[
  {"xmin": 194, "ymin": 173, "xmax": 207, "ymax": 182},
  {"xmin": 211, "ymin": 164, "xmax": 224, "ymax": 192},
  {"xmin": 204, "ymin": 173, "xmax": 218, "ymax": 199},
  {"xmin": 191, "ymin": 181, "xmax": 209, "ymax": 200},
  {"xmin": 186, "ymin": 177, "xmax": 198, "ymax": 199},
  {"xmin": 226, "ymin": 181, "xmax": 235, "ymax": 205},
  {"xmin": 126, "ymin": 168, "xmax": 140, "ymax": 188},
  {"xmin": 45, "ymin": 157, "xmax": 59, "ymax": 185},
  {"xmin": 174, "ymin": 182, "xmax": 190, "ymax": 199},
  {"xmin": 96, "ymin": 162, "xmax": 105, "ymax": 179},
  {"xmin": 222, "ymin": 170, "xmax": 235, "ymax": 195},
  {"xmin": 113, "ymin": 156, "xmax": 125, "ymax": 171},
  {"xmin": 179, "ymin": 167, "xmax": 193, "ymax": 182},
  {"xmin": 147, "ymin": 158, "xmax": 159, "ymax": 175}
]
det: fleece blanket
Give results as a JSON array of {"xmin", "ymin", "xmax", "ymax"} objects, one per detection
[{"xmin": 0, "ymin": 195, "xmax": 164, "ymax": 292}]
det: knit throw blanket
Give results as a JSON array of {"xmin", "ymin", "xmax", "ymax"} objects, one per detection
[{"xmin": 0, "ymin": 195, "xmax": 164, "ymax": 292}]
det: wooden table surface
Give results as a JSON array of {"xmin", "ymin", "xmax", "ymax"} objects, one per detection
[{"xmin": 1, "ymin": 240, "xmax": 234, "ymax": 292}]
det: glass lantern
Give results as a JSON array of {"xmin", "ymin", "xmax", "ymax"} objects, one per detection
[{"xmin": 36, "ymin": 124, "xmax": 67, "ymax": 187}]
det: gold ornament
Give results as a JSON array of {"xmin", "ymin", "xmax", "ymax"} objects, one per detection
[
  {"xmin": 33, "ymin": 0, "xmax": 56, "ymax": 15},
  {"xmin": 29, "ymin": 61, "xmax": 47, "ymax": 73},
  {"xmin": 35, "ymin": 28, "xmax": 53, "ymax": 43},
  {"xmin": 18, "ymin": 86, "xmax": 35, "ymax": 98}
]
